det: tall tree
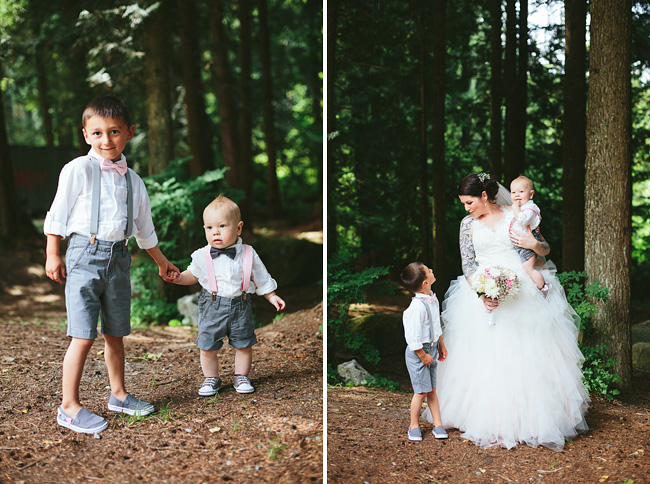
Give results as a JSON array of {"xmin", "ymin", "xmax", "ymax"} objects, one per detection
[
  {"xmin": 418, "ymin": 1, "xmax": 431, "ymax": 268},
  {"xmin": 143, "ymin": 0, "xmax": 174, "ymax": 175},
  {"xmin": 258, "ymin": 0, "xmax": 281, "ymax": 217},
  {"xmin": 177, "ymin": 0, "xmax": 214, "ymax": 175},
  {"xmin": 561, "ymin": 0, "xmax": 587, "ymax": 272},
  {"xmin": 34, "ymin": 41, "xmax": 54, "ymax": 146},
  {"xmin": 327, "ymin": 0, "xmax": 337, "ymax": 258},
  {"xmin": 585, "ymin": 0, "xmax": 633, "ymax": 386},
  {"xmin": 209, "ymin": 0, "xmax": 241, "ymax": 188},
  {"xmin": 238, "ymin": 0, "xmax": 254, "ymax": 224},
  {"xmin": 489, "ymin": 0, "xmax": 503, "ymax": 181},
  {"xmin": 431, "ymin": 0, "xmax": 447, "ymax": 301}
]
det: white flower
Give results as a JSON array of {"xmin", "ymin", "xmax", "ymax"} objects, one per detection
[{"xmin": 484, "ymin": 279, "xmax": 499, "ymax": 298}]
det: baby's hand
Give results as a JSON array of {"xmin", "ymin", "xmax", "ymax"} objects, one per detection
[{"xmin": 265, "ymin": 293, "xmax": 286, "ymax": 311}]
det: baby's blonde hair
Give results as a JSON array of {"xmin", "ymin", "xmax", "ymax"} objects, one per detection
[
  {"xmin": 204, "ymin": 195, "xmax": 241, "ymax": 222},
  {"xmin": 511, "ymin": 175, "xmax": 534, "ymax": 191}
]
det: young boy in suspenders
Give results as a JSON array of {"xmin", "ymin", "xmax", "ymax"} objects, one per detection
[
  {"xmin": 44, "ymin": 97, "xmax": 180, "ymax": 433},
  {"xmin": 169, "ymin": 195, "xmax": 285, "ymax": 396}
]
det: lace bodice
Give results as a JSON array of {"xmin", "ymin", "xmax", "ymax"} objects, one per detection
[{"xmin": 472, "ymin": 207, "xmax": 523, "ymax": 273}]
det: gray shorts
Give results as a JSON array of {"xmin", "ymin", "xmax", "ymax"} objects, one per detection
[
  {"xmin": 64, "ymin": 233, "xmax": 132, "ymax": 339},
  {"xmin": 405, "ymin": 342, "xmax": 438, "ymax": 394},
  {"xmin": 197, "ymin": 289, "xmax": 257, "ymax": 351},
  {"xmin": 514, "ymin": 227, "xmax": 544, "ymax": 262}
]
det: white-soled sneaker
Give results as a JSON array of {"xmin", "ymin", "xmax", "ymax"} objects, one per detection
[
  {"xmin": 198, "ymin": 377, "xmax": 222, "ymax": 396},
  {"xmin": 233, "ymin": 374, "xmax": 255, "ymax": 394},
  {"xmin": 432, "ymin": 425, "xmax": 448, "ymax": 439}
]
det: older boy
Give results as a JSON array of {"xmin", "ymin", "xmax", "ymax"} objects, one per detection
[
  {"xmin": 169, "ymin": 195, "xmax": 285, "ymax": 396},
  {"xmin": 45, "ymin": 96, "xmax": 179, "ymax": 433},
  {"xmin": 400, "ymin": 262, "xmax": 448, "ymax": 441}
]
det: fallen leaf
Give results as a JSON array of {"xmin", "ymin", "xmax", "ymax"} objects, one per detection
[
  {"xmin": 599, "ymin": 476, "xmax": 609, "ymax": 483},
  {"xmin": 21, "ymin": 409, "xmax": 27, "ymax": 414},
  {"xmin": 479, "ymin": 468, "xmax": 486, "ymax": 473},
  {"xmin": 209, "ymin": 427, "xmax": 221, "ymax": 433}
]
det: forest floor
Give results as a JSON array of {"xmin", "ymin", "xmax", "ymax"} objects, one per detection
[
  {"xmin": 328, "ymin": 295, "xmax": 650, "ymax": 484},
  {"xmin": 0, "ymin": 233, "xmax": 323, "ymax": 484}
]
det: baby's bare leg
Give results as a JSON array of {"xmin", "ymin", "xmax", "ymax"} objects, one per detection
[
  {"xmin": 523, "ymin": 256, "xmax": 545, "ymax": 289},
  {"xmin": 200, "ymin": 349, "xmax": 220, "ymax": 378},
  {"xmin": 234, "ymin": 347, "xmax": 253, "ymax": 376}
]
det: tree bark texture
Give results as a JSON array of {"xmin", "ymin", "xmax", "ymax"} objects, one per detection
[
  {"xmin": 258, "ymin": 0, "xmax": 281, "ymax": 217},
  {"xmin": 143, "ymin": 0, "xmax": 174, "ymax": 175},
  {"xmin": 238, "ymin": 0, "xmax": 254, "ymax": 225},
  {"xmin": 431, "ymin": 0, "xmax": 447, "ymax": 301},
  {"xmin": 489, "ymin": 0, "xmax": 503, "ymax": 182},
  {"xmin": 503, "ymin": 0, "xmax": 517, "ymax": 184},
  {"xmin": 418, "ymin": 1, "xmax": 431, "ymax": 268},
  {"xmin": 178, "ymin": 0, "xmax": 214, "ymax": 175},
  {"xmin": 561, "ymin": 0, "xmax": 587, "ymax": 272},
  {"xmin": 327, "ymin": 0, "xmax": 337, "ymax": 257},
  {"xmin": 209, "ymin": 0, "xmax": 241, "ymax": 188},
  {"xmin": 585, "ymin": 0, "xmax": 632, "ymax": 386},
  {"xmin": 35, "ymin": 42, "xmax": 54, "ymax": 146},
  {"xmin": 512, "ymin": 0, "xmax": 527, "ymax": 176}
]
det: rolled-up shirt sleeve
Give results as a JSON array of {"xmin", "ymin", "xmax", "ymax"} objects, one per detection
[
  {"xmin": 131, "ymin": 174, "xmax": 159, "ymax": 250},
  {"xmin": 403, "ymin": 304, "xmax": 425, "ymax": 352},
  {"xmin": 251, "ymin": 250, "xmax": 278, "ymax": 296},
  {"xmin": 43, "ymin": 162, "xmax": 84, "ymax": 238}
]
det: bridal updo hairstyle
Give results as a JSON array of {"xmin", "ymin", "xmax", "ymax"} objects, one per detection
[
  {"xmin": 458, "ymin": 173, "xmax": 499, "ymax": 202},
  {"xmin": 401, "ymin": 262, "xmax": 427, "ymax": 293}
]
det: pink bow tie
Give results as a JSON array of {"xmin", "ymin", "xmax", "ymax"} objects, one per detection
[
  {"xmin": 100, "ymin": 158, "xmax": 128, "ymax": 176},
  {"xmin": 423, "ymin": 294, "xmax": 437, "ymax": 303}
]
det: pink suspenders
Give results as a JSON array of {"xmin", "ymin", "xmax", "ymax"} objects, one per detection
[
  {"xmin": 203, "ymin": 245, "xmax": 254, "ymax": 301},
  {"xmin": 509, "ymin": 207, "xmax": 542, "ymax": 233}
]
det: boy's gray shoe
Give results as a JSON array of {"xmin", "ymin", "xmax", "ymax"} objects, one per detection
[
  {"xmin": 408, "ymin": 427, "xmax": 423, "ymax": 441},
  {"xmin": 432, "ymin": 425, "xmax": 448, "ymax": 439},
  {"xmin": 57, "ymin": 407, "xmax": 108, "ymax": 434},
  {"xmin": 107, "ymin": 394, "xmax": 154, "ymax": 416},
  {"xmin": 233, "ymin": 374, "xmax": 255, "ymax": 393},
  {"xmin": 198, "ymin": 377, "xmax": 222, "ymax": 396}
]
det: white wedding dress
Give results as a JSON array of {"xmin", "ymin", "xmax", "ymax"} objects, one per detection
[{"xmin": 434, "ymin": 207, "xmax": 590, "ymax": 451}]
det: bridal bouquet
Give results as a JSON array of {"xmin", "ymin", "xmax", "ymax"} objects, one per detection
[{"xmin": 471, "ymin": 266, "xmax": 521, "ymax": 326}]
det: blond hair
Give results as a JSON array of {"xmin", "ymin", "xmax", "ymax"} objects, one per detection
[
  {"xmin": 204, "ymin": 195, "xmax": 241, "ymax": 222},
  {"xmin": 511, "ymin": 175, "xmax": 534, "ymax": 191}
]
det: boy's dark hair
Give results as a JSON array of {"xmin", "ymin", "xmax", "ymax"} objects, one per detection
[
  {"xmin": 401, "ymin": 262, "xmax": 427, "ymax": 293},
  {"xmin": 82, "ymin": 96, "xmax": 132, "ymax": 127}
]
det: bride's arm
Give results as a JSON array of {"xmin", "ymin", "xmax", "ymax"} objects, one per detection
[
  {"xmin": 460, "ymin": 215, "xmax": 478, "ymax": 283},
  {"xmin": 511, "ymin": 226, "xmax": 550, "ymax": 257}
]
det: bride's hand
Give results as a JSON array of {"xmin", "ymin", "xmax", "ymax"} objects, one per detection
[
  {"xmin": 481, "ymin": 295, "xmax": 499, "ymax": 312},
  {"xmin": 510, "ymin": 226, "xmax": 548, "ymax": 253}
]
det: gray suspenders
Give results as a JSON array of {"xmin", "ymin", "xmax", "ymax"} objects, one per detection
[
  {"xmin": 89, "ymin": 160, "xmax": 133, "ymax": 245},
  {"xmin": 417, "ymin": 298, "xmax": 437, "ymax": 345}
]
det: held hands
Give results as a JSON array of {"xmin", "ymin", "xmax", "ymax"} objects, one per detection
[
  {"xmin": 158, "ymin": 260, "xmax": 181, "ymax": 283},
  {"xmin": 265, "ymin": 292, "xmax": 286, "ymax": 311}
]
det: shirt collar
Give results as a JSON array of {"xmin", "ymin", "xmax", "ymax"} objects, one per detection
[{"xmin": 88, "ymin": 148, "xmax": 127, "ymax": 164}]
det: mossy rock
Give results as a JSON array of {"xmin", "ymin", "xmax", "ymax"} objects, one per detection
[
  {"xmin": 349, "ymin": 312, "xmax": 405, "ymax": 356},
  {"xmin": 633, "ymin": 342, "xmax": 650, "ymax": 376},
  {"xmin": 252, "ymin": 236, "xmax": 322, "ymax": 287},
  {"xmin": 631, "ymin": 320, "xmax": 650, "ymax": 345}
]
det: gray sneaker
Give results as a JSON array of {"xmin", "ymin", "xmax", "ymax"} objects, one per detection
[
  {"xmin": 57, "ymin": 407, "xmax": 108, "ymax": 434},
  {"xmin": 107, "ymin": 394, "xmax": 154, "ymax": 416},
  {"xmin": 433, "ymin": 425, "xmax": 448, "ymax": 439},
  {"xmin": 198, "ymin": 377, "xmax": 222, "ymax": 396},
  {"xmin": 233, "ymin": 374, "xmax": 255, "ymax": 394},
  {"xmin": 408, "ymin": 427, "xmax": 423, "ymax": 441}
]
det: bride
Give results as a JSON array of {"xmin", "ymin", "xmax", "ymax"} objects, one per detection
[{"xmin": 432, "ymin": 173, "xmax": 590, "ymax": 451}]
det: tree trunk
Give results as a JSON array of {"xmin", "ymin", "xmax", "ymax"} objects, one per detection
[
  {"xmin": 431, "ymin": 0, "xmax": 447, "ymax": 301},
  {"xmin": 238, "ymin": 0, "xmax": 254, "ymax": 226},
  {"xmin": 489, "ymin": 0, "xmax": 503, "ymax": 181},
  {"xmin": 585, "ymin": 0, "xmax": 632, "ymax": 387},
  {"xmin": 35, "ymin": 42, "xmax": 54, "ymax": 146},
  {"xmin": 209, "ymin": 0, "xmax": 241, "ymax": 187},
  {"xmin": 258, "ymin": 0, "xmax": 281, "ymax": 217},
  {"xmin": 513, "ymin": 0, "xmax": 527, "ymax": 173},
  {"xmin": 418, "ymin": 1, "xmax": 431, "ymax": 268},
  {"xmin": 143, "ymin": 0, "xmax": 174, "ymax": 175},
  {"xmin": 0, "ymin": 62, "xmax": 35, "ymax": 243},
  {"xmin": 178, "ymin": 0, "xmax": 214, "ymax": 175},
  {"xmin": 503, "ymin": 0, "xmax": 518, "ymax": 184},
  {"xmin": 561, "ymin": 0, "xmax": 587, "ymax": 273},
  {"xmin": 327, "ymin": 0, "xmax": 338, "ymax": 258}
]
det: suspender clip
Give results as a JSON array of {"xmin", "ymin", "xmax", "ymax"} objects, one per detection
[
  {"xmin": 90, "ymin": 234, "xmax": 96, "ymax": 245},
  {"xmin": 212, "ymin": 293, "xmax": 216, "ymax": 301},
  {"xmin": 243, "ymin": 293, "xmax": 247, "ymax": 301}
]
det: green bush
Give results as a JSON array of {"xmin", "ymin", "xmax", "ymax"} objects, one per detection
[
  {"xmin": 557, "ymin": 271, "xmax": 621, "ymax": 401},
  {"xmin": 327, "ymin": 253, "xmax": 395, "ymax": 382}
]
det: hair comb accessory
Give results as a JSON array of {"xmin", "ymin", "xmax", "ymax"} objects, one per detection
[{"xmin": 477, "ymin": 172, "xmax": 489, "ymax": 183}]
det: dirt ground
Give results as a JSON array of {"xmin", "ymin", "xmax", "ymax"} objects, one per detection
[
  {"xmin": 328, "ymin": 296, "xmax": 650, "ymax": 484},
  {"xmin": 0, "ymin": 240, "xmax": 323, "ymax": 484}
]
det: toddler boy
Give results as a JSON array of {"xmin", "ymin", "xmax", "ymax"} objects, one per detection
[
  {"xmin": 400, "ymin": 262, "xmax": 448, "ymax": 441},
  {"xmin": 45, "ymin": 96, "xmax": 179, "ymax": 433},
  {"xmin": 169, "ymin": 195, "xmax": 285, "ymax": 395}
]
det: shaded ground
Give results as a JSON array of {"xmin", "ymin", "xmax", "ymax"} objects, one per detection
[
  {"xmin": 0, "ymin": 239, "xmax": 323, "ymax": 484},
  {"xmin": 328, "ymin": 295, "xmax": 650, "ymax": 484}
]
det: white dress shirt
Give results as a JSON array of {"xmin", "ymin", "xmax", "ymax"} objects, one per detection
[
  {"xmin": 402, "ymin": 293, "xmax": 442, "ymax": 352},
  {"xmin": 43, "ymin": 149, "xmax": 158, "ymax": 249},
  {"xmin": 512, "ymin": 200, "xmax": 541, "ymax": 232},
  {"xmin": 187, "ymin": 238, "xmax": 277, "ymax": 297}
]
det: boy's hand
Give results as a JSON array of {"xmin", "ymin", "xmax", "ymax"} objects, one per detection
[
  {"xmin": 45, "ymin": 255, "xmax": 66, "ymax": 284},
  {"xmin": 158, "ymin": 261, "xmax": 180, "ymax": 282},
  {"xmin": 420, "ymin": 353, "xmax": 434, "ymax": 366},
  {"xmin": 438, "ymin": 340, "xmax": 448, "ymax": 362},
  {"xmin": 264, "ymin": 292, "xmax": 286, "ymax": 311}
]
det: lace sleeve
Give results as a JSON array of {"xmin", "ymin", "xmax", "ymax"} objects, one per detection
[{"xmin": 459, "ymin": 215, "xmax": 477, "ymax": 281}]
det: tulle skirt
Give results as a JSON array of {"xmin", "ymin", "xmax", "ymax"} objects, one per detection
[{"xmin": 433, "ymin": 263, "xmax": 590, "ymax": 451}]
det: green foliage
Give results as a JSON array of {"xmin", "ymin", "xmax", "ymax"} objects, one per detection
[
  {"xmin": 327, "ymin": 253, "xmax": 394, "ymax": 366},
  {"xmin": 361, "ymin": 374, "xmax": 402, "ymax": 392},
  {"xmin": 557, "ymin": 272, "xmax": 621, "ymax": 401},
  {"xmin": 130, "ymin": 257, "xmax": 179, "ymax": 325}
]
